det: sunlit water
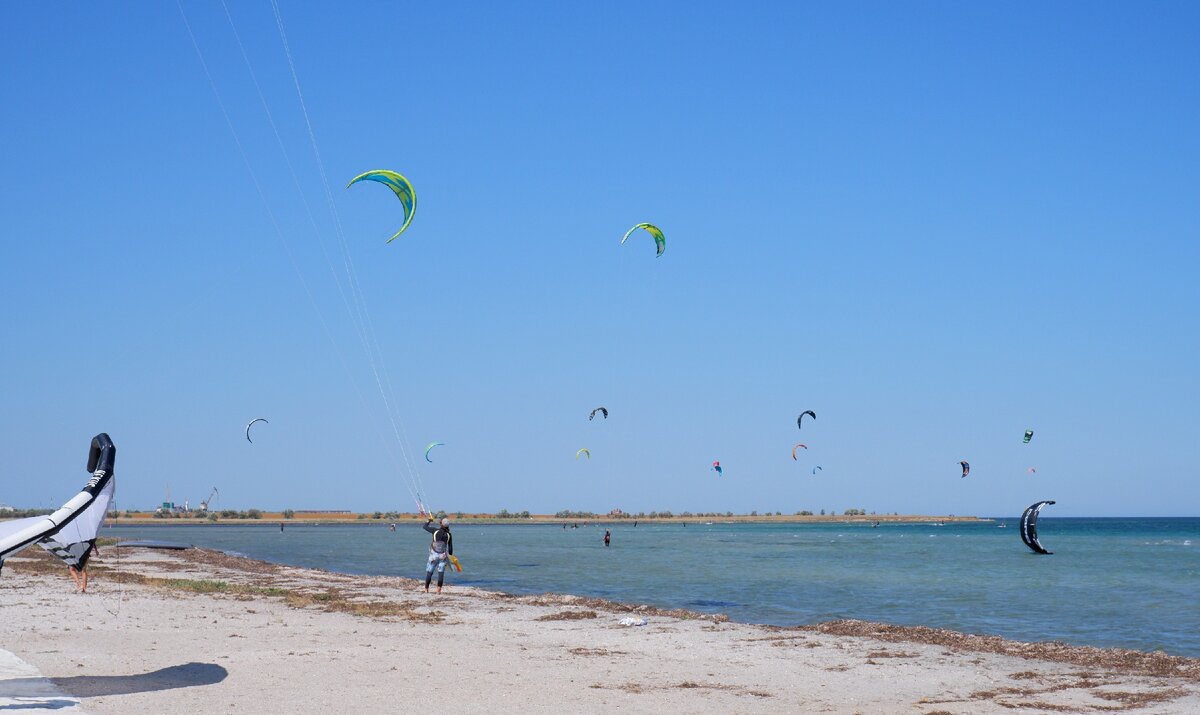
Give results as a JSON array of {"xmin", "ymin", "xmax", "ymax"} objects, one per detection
[{"xmin": 108, "ymin": 518, "xmax": 1200, "ymax": 656}]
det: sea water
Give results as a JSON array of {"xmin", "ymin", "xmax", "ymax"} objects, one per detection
[{"xmin": 108, "ymin": 518, "xmax": 1200, "ymax": 656}]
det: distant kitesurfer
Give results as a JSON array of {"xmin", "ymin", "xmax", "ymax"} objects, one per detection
[
  {"xmin": 280, "ymin": 522, "xmax": 285, "ymax": 532},
  {"xmin": 423, "ymin": 517, "xmax": 454, "ymax": 594},
  {"xmin": 603, "ymin": 530, "xmax": 611, "ymax": 547},
  {"xmin": 390, "ymin": 523, "xmax": 397, "ymax": 532}
]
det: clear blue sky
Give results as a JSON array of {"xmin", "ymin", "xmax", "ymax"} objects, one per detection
[{"xmin": 2, "ymin": 2, "xmax": 1197, "ymax": 516}]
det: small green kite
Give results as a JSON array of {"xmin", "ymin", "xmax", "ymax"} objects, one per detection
[
  {"xmin": 621, "ymin": 223, "xmax": 665, "ymax": 257},
  {"xmin": 347, "ymin": 169, "xmax": 416, "ymax": 242}
]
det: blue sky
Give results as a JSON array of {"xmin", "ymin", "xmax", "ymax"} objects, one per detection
[{"xmin": 2, "ymin": 2, "xmax": 1197, "ymax": 516}]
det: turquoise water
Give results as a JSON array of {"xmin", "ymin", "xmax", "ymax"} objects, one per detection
[{"xmin": 108, "ymin": 518, "xmax": 1200, "ymax": 656}]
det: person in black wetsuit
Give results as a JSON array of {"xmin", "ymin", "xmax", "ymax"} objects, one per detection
[
  {"xmin": 603, "ymin": 529, "xmax": 611, "ymax": 547},
  {"xmin": 422, "ymin": 518, "xmax": 454, "ymax": 593}
]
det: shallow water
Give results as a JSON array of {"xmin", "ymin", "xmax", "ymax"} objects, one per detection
[{"xmin": 108, "ymin": 518, "xmax": 1200, "ymax": 656}]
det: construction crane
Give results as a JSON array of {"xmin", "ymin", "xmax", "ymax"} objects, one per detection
[{"xmin": 199, "ymin": 487, "xmax": 219, "ymax": 512}]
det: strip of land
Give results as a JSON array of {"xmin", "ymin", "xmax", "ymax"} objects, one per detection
[
  {"xmin": 2, "ymin": 546, "xmax": 1196, "ymax": 714},
  {"xmin": 101, "ymin": 513, "xmax": 991, "ymax": 525}
]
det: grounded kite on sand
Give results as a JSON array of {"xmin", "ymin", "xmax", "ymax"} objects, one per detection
[{"xmin": 0, "ymin": 433, "xmax": 115, "ymax": 576}]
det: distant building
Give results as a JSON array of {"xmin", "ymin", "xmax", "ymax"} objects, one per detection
[{"xmin": 608, "ymin": 508, "xmax": 624, "ymax": 517}]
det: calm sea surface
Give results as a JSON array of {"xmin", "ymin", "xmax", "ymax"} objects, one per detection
[{"xmin": 108, "ymin": 518, "xmax": 1200, "ymax": 656}]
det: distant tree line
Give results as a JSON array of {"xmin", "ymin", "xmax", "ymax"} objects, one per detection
[
  {"xmin": 554, "ymin": 510, "xmax": 595, "ymax": 519},
  {"xmin": 0, "ymin": 508, "xmax": 52, "ymax": 518},
  {"xmin": 89, "ymin": 507, "xmax": 900, "ymax": 522},
  {"xmin": 152, "ymin": 508, "xmax": 264, "ymax": 520}
]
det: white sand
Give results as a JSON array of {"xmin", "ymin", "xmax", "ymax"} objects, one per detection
[{"xmin": 2, "ymin": 548, "xmax": 1198, "ymax": 714}]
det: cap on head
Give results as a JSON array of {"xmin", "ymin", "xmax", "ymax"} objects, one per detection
[{"xmin": 440, "ymin": 518, "xmax": 450, "ymax": 527}]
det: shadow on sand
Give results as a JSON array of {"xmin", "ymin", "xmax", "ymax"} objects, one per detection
[
  {"xmin": 50, "ymin": 662, "xmax": 228, "ymax": 697},
  {"xmin": 2, "ymin": 662, "xmax": 226, "ymax": 708}
]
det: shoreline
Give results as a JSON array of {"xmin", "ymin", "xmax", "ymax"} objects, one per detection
[
  {"xmin": 122, "ymin": 547, "xmax": 1200, "ymax": 675},
  {"xmin": 94, "ymin": 514, "xmax": 991, "ymax": 526},
  {"xmin": 3, "ymin": 545, "xmax": 1199, "ymax": 712}
]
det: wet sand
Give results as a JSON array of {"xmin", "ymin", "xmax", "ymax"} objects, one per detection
[{"xmin": 1, "ymin": 547, "xmax": 1197, "ymax": 714}]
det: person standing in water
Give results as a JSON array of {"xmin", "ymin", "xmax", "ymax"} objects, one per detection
[
  {"xmin": 422, "ymin": 517, "xmax": 454, "ymax": 594},
  {"xmin": 603, "ymin": 529, "xmax": 611, "ymax": 547}
]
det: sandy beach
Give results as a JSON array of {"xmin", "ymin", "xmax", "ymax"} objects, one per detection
[{"xmin": 2, "ymin": 546, "xmax": 1198, "ymax": 714}]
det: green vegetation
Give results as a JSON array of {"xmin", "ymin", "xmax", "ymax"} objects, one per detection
[
  {"xmin": 212, "ymin": 509, "xmax": 264, "ymax": 519},
  {"xmin": 163, "ymin": 578, "xmax": 233, "ymax": 593},
  {"xmin": 555, "ymin": 510, "xmax": 596, "ymax": 519}
]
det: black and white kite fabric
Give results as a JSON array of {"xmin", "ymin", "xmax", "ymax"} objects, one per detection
[
  {"xmin": 38, "ymin": 538, "xmax": 101, "ymax": 569},
  {"xmin": 0, "ymin": 433, "xmax": 116, "ymax": 575},
  {"xmin": 1020, "ymin": 499, "xmax": 1055, "ymax": 555}
]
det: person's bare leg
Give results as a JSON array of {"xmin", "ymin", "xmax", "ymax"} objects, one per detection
[
  {"xmin": 69, "ymin": 567, "xmax": 80, "ymax": 592},
  {"xmin": 79, "ymin": 569, "xmax": 88, "ymax": 594}
]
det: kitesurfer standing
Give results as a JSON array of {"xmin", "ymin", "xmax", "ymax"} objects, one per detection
[
  {"xmin": 603, "ymin": 530, "xmax": 611, "ymax": 547},
  {"xmin": 68, "ymin": 540, "xmax": 97, "ymax": 593},
  {"xmin": 422, "ymin": 518, "xmax": 454, "ymax": 594}
]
